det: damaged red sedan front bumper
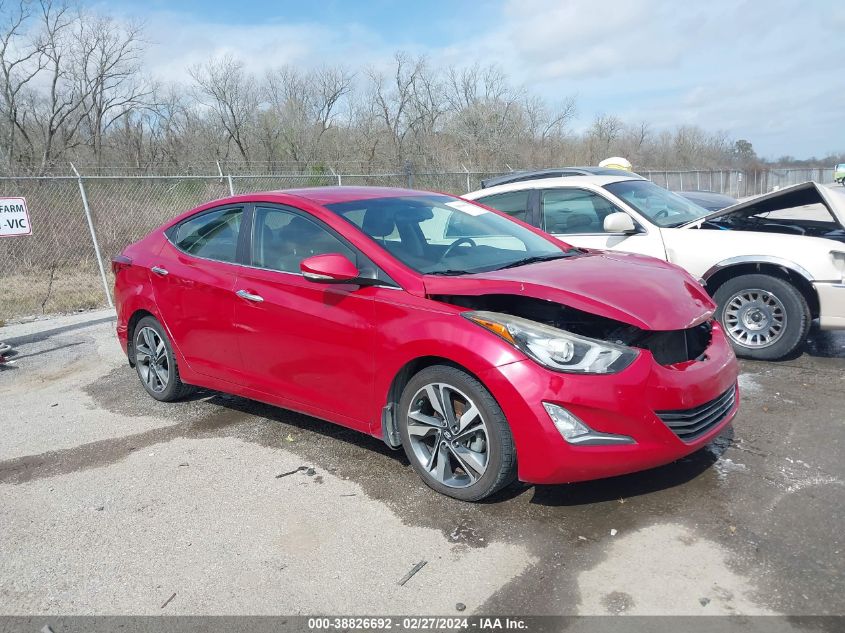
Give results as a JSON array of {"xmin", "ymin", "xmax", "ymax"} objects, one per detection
[{"xmin": 478, "ymin": 321, "xmax": 739, "ymax": 485}]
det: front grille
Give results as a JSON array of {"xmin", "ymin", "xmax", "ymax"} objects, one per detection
[{"xmin": 655, "ymin": 386, "xmax": 736, "ymax": 442}]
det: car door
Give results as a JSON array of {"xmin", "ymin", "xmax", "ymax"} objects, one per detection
[
  {"xmin": 540, "ymin": 188, "xmax": 667, "ymax": 259},
  {"xmin": 232, "ymin": 205, "xmax": 378, "ymax": 429},
  {"xmin": 150, "ymin": 205, "xmax": 246, "ymax": 382}
]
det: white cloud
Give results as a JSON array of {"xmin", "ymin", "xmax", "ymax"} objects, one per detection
[
  {"xmin": 138, "ymin": 11, "xmax": 392, "ymax": 84},
  {"xmin": 110, "ymin": 0, "xmax": 844, "ymax": 157}
]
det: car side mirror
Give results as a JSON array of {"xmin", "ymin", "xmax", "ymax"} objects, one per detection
[
  {"xmin": 300, "ymin": 253, "xmax": 360, "ymax": 283},
  {"xmin": 603, "ymin": 212, "xmax": 638, "ymax": 234}
]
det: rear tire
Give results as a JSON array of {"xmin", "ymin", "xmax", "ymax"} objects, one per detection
[
  {"xmin": 132, "ymin": 316, "xmax": 195, "ymax": 402},
  {"xmin": 398, "ymin": 365, "xmax": 516, "ymax": 502},
  {"xmin": 713, "ymin": 274, "xmax": 809, "ymax": 360}
]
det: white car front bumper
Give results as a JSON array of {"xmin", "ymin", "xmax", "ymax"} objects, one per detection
[{"xmin": 814, "ymin": 281, "xmax": 845, "ymax": 329}]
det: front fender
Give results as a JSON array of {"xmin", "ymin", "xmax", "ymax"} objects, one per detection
[
  {"xmin": 701, "ymin": 255, "xmax": 816, "ymax": 283},
  {"xmin": 369, "ymin": 304, "xmax": 525, "ymax": 433}
]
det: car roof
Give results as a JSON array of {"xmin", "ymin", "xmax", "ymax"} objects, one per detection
[
  {"xmin": 277, "ymin": 186, "xmax": 440, "ymax": 205},
  {"xmin": 466, "ymin": 174, "xmax": 640, "ymax": 198},
  {"xmin": 481, "ymin": 167, "xmax": 643, "ymax": 188}
]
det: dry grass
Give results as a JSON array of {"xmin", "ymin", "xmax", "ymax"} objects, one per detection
[{"xmin": 2, "ymin": 267, "xmax": 109, "ymax": 321}]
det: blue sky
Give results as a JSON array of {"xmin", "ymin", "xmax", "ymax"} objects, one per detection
[{"xmin": 103, "ymin": 0, "xmax": 844, "ymax": 159}]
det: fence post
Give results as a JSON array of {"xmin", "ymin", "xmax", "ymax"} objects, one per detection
[
  {"xmin": 330, "ymin": 166, "xmax": 342, "ymax": 186},
  {"xmin": 461, "ymin": 164, "xmax": 471, "ymax": 193},
  {"xmin": 404, "ymin": 161, "xmax": 414, "ymax": 189},
  {"xmin": 70, "ymin": 163, "xmax": 113, "ymax": 309},
  {"xmin": 227, "ymin": 173, "xmax": 235, "ymax": 196}
]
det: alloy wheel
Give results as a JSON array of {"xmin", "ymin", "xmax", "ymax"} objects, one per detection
[
  {"xmin": 135, "ymin": 326, "xmax": 170, "ymax": 393},
  {"xmin": 406, "ymin": 382, "xmax": 489, "ymax": 488},
  {"xmin": 723, "ymin": 288, "xmax": 787, "ymax": 348}
]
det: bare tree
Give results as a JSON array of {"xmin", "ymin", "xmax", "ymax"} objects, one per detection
[
  {"xmin": 0, "ymin": 0, "xmax": 45, "ymax": 168},
  {"xmin": 77, "ymin": 13, "xmax": 148, "ymax": 166},
  {"xmin": 0, "ymin": 3, "xmax": 776, "ymax": 177},
  {"xmin": 585, "ymin": 114, "xmax": 624, "ymax": 163},
  {"xmin": 262, "ymin": 65, "xmax": 352, "ymax": 169},
  {"xmin": 445, "ymin": 63, "xmax": 526, "ymax": 167},
  {"xmin": 367, "ymin": 52, "xmax": 430, "ymax": 163},
  {"xmin": 29, "ymin": 0, "xmax": 102, "ymax": 171},
  {"xmin": 190, "ymin": 54, "xmax": 258, "ymax": 163}
]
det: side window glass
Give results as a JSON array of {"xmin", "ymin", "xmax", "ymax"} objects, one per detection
[
  {"xmin": 174, "ymin": 207, "xmax": 242, "ymax": 263},
  {"xmin": 252, "ymin": 207, "xmax": 355, "ymax": 273},
  {"xmin": 542, "ymin": 190, "xmax": 622, "ymax": 234},
  {"xmin": 476, "ymin": 191, "xmax": 531, "ymax": 222}
]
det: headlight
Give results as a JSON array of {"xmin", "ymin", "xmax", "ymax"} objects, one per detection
[{"xmin": 463, "ymin": 310, "xmax": 639, "ymax": 374}]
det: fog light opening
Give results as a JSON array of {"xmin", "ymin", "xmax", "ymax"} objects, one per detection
[
  {"xmin": 542, "ymin": 402, "xmax": 636, "ymax": 446},
  {"xmin": 543, "ymin": 402, "xmax": 590, "ymax": 441}
]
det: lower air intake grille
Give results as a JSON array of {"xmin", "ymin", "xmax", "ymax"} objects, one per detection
[{"xmin": 655, "ymin": 386, "xmax": 736, "ymax": 442}]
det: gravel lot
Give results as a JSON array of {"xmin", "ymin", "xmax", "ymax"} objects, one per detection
[{"xmin": 0, "ymin": 310, "xmax": 843, "ymax": 616}]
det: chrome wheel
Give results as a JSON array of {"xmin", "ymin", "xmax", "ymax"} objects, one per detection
[
  {"xmin": 406, "ymin": 383, "xmax": 489, "ymax": 489},
  {"xmin": 135, "ymin": 326, "xmax": 169, "ymax": 393},
  {"xmin": 723, "ymin": 288, "xmax": 787, "ymax": 348}
]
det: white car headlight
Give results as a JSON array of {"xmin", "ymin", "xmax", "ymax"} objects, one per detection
[{"xmin": 463, "ymin": 310, "xmax": 639, "ymax": 374}]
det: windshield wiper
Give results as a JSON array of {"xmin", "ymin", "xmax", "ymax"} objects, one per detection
[
  {"xmin": 427, "ymin": 269, "xmax": 470, "ymax": 276},
  {"xmin": 495, "ymin": 253, "xmax": 570, "ymax": 270}
]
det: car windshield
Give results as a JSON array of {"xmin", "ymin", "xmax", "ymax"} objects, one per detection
[
  {"xmin": 605, "ymin": 180, "xmax": 711, "ymax": 227},
  {"xmin": 325, "ymin": 194, "xmax": 570, "ymax": 275}
]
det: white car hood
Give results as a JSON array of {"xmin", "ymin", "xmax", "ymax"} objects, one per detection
[{"xmin": 681, "ymin": 181, "xmax": 845, "ymax": 229}]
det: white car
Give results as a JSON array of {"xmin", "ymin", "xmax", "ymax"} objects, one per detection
[{"xmin": 464, "ymin": 176, "xmax": 845, "ymax": 360}]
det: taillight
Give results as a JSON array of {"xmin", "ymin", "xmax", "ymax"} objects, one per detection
[{"xmin": 112, "ymin": 254, "xmax": 132, "ymax": 275}]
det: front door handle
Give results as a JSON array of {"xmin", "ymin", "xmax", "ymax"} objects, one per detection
[
  {"xmin": 151, "ymin": 266, "xmax": 168, "ymax": 276},
  {"xmin": 236, "ymin": 289, "xmax": 264, "ymax": 303}
]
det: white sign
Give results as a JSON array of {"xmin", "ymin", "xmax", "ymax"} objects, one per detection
[{"xmin": 0, "ymin": 197, "xmax": 31, "ymax": 237}]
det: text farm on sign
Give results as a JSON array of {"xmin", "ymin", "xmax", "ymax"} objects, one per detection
[{"xmin": 0, "ymin": 197, "xmax": 32, "ymax": 237}]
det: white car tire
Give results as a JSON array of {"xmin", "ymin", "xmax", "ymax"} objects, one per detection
[{"xmin": 713, "ymin": 274, "xmax": 810, "ymax": 361}]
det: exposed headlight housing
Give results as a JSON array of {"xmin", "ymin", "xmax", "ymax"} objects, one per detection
[{"xmin": 463, "ymin": 310, "xmax": 639, "ymax": 374}]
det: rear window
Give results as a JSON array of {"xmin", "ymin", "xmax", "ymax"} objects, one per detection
[{"xmin": 172, "ymin": 207, "xmax": 243, "ymax": 263}]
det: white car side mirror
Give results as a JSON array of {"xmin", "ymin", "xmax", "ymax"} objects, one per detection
[{"xmin": 603, "ymin": 212, "xmax": 637, "ymax": 234}]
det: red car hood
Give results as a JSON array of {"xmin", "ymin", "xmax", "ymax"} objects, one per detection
[{"xmin": 423, "ymin": 250, "xmax": 715, "ymax": 331}]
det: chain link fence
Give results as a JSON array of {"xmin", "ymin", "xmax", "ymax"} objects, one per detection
[
  {"xmin": 1, "ymin": 167, "xmax": 840, "ymax": 322},
  {"xmin": 641, "ymin": 167, "xmax": 837, "ymax": 198}
]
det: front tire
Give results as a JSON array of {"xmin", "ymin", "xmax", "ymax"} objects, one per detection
[
  {"xmin": 398, "ymin": 365, "xmax": 516, "ymax": 502},
  {"xmin": 713, "ymin": 274, "xmax": 809, "ymax": 360},
  {"xmin": 132, "ymin": 316, "xmax": 195, "ymax": 402}
]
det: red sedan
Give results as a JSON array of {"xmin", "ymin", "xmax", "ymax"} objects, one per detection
[{"xmin": 113, "ymin": 187, "xmax": 739, "ymax": 501}]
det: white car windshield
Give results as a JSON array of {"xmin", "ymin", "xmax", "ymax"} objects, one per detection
[
  {"xmin": 325, "ymin": 194, "xmax": 572, "ymax": 275},
  {"xmin": 605, "ymin": 180, "xmax": 712, "ymax": 227}
]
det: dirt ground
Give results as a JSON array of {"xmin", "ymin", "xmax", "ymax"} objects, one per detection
[{"xmin": 0, "ymin": 310, "xmax": 843, "ymax": 617}]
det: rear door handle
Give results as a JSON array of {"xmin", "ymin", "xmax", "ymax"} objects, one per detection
[
  {"xmin": 151, "ymin": 266, "xmax": 168, "ymax": 276},
  {"xmin": 236, "ymin": 289, "xmax": 264, "ymax": 303}
]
